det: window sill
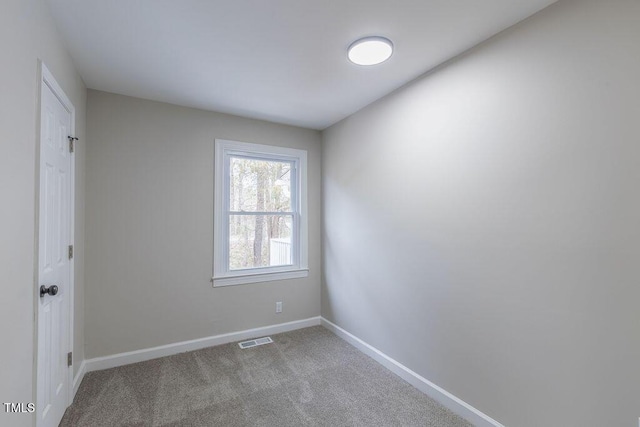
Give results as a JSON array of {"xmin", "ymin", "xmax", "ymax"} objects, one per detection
[{"xmin": 213, "ymin": 269, "xmax": 309, "ymax": 287}]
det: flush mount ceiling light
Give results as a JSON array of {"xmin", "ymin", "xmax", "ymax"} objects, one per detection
[{"xmin": 348, "ymin": 36, "xmax": 393, "ymax": 66}]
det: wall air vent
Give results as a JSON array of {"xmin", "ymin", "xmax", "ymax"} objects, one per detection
[{"xmin": 238, "ymin": 336, "xmax": 273, "ymax": 349}]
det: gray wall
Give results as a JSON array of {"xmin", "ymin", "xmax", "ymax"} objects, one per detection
[
  {"xmin": 85, "ymin": 90, "xmax": 321, "ymax": 358},
  {"xmin": 322, "ymin": 1, "xmax": 640, "ymax": 426},
  {"xmin": 0, "ymin": 0, "xmax": 86, "ymax": 425}
]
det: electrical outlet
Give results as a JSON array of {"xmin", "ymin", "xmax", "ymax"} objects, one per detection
[{"xmin": 276, "ymin": 301, "xmax": 282, "ymax": 313}]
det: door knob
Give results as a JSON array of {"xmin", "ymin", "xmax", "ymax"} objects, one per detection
[{"xmin": 40, "ymin": 285, "xmax": 59, "ymax": 297}]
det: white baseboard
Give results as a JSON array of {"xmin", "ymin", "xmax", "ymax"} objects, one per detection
[
  {"xmin": 78, "ymin": 315, "xmax": 500, "ymax": 426},
  {"xmin": 320, "ymin": 317, "xmax": 504, "ymax": 427},
  {"xmin": 84, "ymin": 316, "xmax": 321, "ymax": 373},
  {"xmin": 72, "ymin": 359, "xmax": 87, "ymax": 401}
]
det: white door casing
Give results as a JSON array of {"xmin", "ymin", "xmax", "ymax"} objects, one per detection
[{"xmin": 36, "ymin": 63, "xmax": 75, "ymax": 427}]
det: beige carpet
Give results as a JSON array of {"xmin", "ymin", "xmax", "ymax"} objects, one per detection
[{"xmin": 61, "ymin": 326, "xmax": 472, "ymax": 426}]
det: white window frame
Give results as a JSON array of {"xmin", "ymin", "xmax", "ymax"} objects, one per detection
[{"xmin": 213, "ymin": 139, "xmax": 308, "ymax": 287}]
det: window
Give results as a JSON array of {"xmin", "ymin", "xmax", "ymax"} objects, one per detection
[{"xmin": 213, "ymin": 139, "xmax": 308, "ymax": 286}]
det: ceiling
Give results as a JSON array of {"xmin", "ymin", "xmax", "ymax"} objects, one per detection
[{"xmin": 47, "ymin": 0, "xmax": 556, "ymax": 130}]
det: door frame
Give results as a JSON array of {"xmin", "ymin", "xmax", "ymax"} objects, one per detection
[{"xmin": 34, "ymin": 61, "xmax": 76, "ymax": 423}]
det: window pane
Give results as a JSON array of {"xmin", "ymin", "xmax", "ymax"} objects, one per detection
[
  {"xmin": 229, "ymin": 157, "xmax": 292, "ymax": 212},
  {"xmin": 229, "ymin": 214, "xmax": 293, "ymax": 270}
]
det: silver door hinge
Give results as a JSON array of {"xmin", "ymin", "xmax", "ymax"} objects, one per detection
[
  {"xmin": 68, "ymin": 136, "xmax": 78, "ymax": 153},
  {"xmin": 67, "ymin": 352, "xmax": 72, "ymax": 367},
  {"xmin": 68, "ymin": 245, "xmax": 74, "ymax": 259}
]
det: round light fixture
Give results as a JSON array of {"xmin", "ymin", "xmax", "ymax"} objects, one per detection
[{"xmin": 348, "ymin": 36, "xmax": 393, "ymax": 66}]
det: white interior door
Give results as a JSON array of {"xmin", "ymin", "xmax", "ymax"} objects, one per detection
[{"xmin": 37, "ymin": 69, "xmax": 74, "ymax": 427}]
